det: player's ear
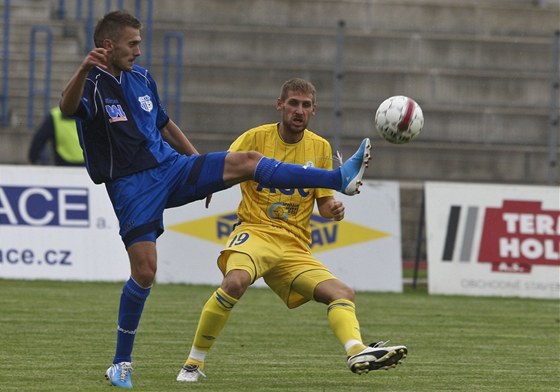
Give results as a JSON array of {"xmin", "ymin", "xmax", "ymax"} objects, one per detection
[
  {"xmin": 102, "ymin": 38, "xmax": 113, "ymax": 50},
  {"xmin": 276, "ymin": 98, "xmax": 283, "ymax": 111}
]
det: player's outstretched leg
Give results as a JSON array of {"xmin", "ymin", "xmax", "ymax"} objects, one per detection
[
  {"xmin": 339, "ymin": 138, "xmax": 372, "ymax": 195},
  {"xmin": 105, "ymin": 362, "xmax": 133, "ymax": 388},
  {"xmin": 347, "ymin": 341, "xmax": 407, "ymax": 374},
  {"xmin": 253, "ymin": 138, "xmax": 371, "ymax": 196}
]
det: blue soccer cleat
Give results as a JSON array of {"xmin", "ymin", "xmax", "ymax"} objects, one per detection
[
  {"xmin": 105, "ymin": 362, "xmax": 133, "ymax": 388},
  {"xmin": 339, "ymin": 138, "xmax": 372, "ymax": 195}
]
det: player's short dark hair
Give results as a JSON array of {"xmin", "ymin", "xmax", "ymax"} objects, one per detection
[
  {"xmin": 93, "ymin": 10, "xmax": 142, "ymax": 48},
  {"xmin": 280, "ymin": 78, "xmax": 317, "ymax": 103}
]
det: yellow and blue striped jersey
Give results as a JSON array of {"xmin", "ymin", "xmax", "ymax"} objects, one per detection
[{"xmin": 229, "ymin": 123, "xmax": 334, "ymax": 244}]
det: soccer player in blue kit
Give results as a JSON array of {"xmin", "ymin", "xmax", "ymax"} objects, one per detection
[{"xmin": 59, "ymin": 11, "xmax": 371, "ymax": 388}]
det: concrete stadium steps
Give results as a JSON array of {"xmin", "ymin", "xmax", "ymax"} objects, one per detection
[
  {"xmin": 1, "ymin": 1, "xmax": 558, "ymax": 165},
  {"xmin": 0, "ymin": 129, "xmax": 33, "ymax": 164},
  {"xmin": 0, "ymin": 0, "xmax": 51, "ymax": 22},
  {"xmin": 369, "ymin": 141, "xmax": 551, "ymax": 184},
  {"xmin": 2, "ymin": 23, "xmax": 83, "ymax": 58},
  {"xmin": 2, "ymin": 75, "xmax": 553, "ymax": 170},
  {"xmin": 148, "ymin": 23, "xmax": 555, "ymax": 73},
  {"xmin": 142, "ymin": 0, "xmax": 559, "ymax": 37},
  {"xmin": 168, "ymin": 61, "xmax": 551, "ymax": 108},
  {"xmin": 166, "ymin": 96, "xmax": 549, "ymax": 145},
  {"xmin": 5, "ymin": 54, "xmax": 551, "ymax": 146}
]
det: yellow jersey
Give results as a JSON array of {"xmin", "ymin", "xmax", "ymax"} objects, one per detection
[{"xmin": 229, "ymin": 123, "xmax": 334, "ymax": 244}]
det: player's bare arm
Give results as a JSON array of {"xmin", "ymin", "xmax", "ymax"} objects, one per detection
[
  {"xmin": 60, "ymin": 48, "xmax": 109, "ymax": 116},
  {"xmin": 160, "ymin": 120, "xmax": 199, "ymax": 156},
  {"xmin": 317, "ymin": 196, "xmax": 345, "ymax": 221}
]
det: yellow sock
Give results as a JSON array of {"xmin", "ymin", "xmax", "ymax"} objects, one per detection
[
  {"xmin": 327, "ymin": 299, "xmax": 366, "ymax": 356},
  {"xmin": 184, "ymin": 287, "xmax": 238, "ymax": 366}
]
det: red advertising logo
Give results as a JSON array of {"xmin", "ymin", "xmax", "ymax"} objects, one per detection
[{"xmin": 478, "ymin": 200, "xmax": 560, "ymax": 273}]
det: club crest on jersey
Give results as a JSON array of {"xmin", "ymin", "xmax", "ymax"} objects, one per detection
[
  {"xmin": 105, "ymin": 104, "xmax": 128, "ymax": 123},
  {"xmin": 138, "ymin": 95, "xmax": 153, "ymax": 112}
]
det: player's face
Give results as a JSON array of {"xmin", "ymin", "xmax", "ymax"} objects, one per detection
[
  {"xmin": 277, "ymin": 91, "xmax": 316, "ymax": 142},
  {"xmin": 106, "ymin": 26, "xmax": 141, "ymax": 75}
]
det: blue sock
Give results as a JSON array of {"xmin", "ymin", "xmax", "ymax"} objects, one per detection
[
  {"xmin": 113, "ymin": 278, "xmax": 151, "ymax": 364},
  {"xmin": 254, "ymin": 157, "xmax": 342, "ymax": 190}
]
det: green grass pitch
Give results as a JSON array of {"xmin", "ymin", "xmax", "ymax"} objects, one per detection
[{"xmin": 0, "ymin": 279, "xmax": 558, "ymax": 391}]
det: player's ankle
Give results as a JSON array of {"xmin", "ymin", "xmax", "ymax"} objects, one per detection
[
  {"xmin": 347, "ymin": 343, "xmax": 367, "ymax": 356},
  {"xmin": 185, "ymin": 359, "xmax": 204, "ymax": 370}
]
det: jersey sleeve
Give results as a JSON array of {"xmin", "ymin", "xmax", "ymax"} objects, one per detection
[
  {"xmin": 228, "ymin": 131, "xmax": 252, "ymax": 152},
  {"xmin": 77, "ymin": 75, "xmax": 97, "ymax": 121},
  {"xmin": 145, "ymin": 71, "xmax": 170, "ymax": 129}
]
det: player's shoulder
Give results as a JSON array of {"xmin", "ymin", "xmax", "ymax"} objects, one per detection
[
  {"xmin": 245, "ymin": 123, "xmax": 277, "ymax": 135},
  {"xmin": 304, "ymin": 129, "xmax": 331, "ymax": 146},
  {"xmin": 131, "ymin": 64, "xmax": 148, "ymax": 74},
  {"xmin": 237, "ymin": 123, "xmax": 277, "ymax": 143},
  {"xmin": 230, "ymin": 123, "xmax": 276, "ymax": 151},
  {"xmin": 129, "ymin": 65, "xmax": 153, "ymax": 82},
  {"xmin": 85, "ymin": 66, "xmax": 105, "ymax": 82}
]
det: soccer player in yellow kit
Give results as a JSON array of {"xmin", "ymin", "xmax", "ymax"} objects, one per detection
[{"xmin": 177, "ymin": 78, "xmax": 407, "ymax": 382}]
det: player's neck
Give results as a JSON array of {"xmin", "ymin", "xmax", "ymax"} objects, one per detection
[
  {"xmin": 277, "ymin": 124, "xmax": 304, "ymax": 144},
  {"xmin": 104, "ymin": 64, "xmax": 122, "ymax": 80}
]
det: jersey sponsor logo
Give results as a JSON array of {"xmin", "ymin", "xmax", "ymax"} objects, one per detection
[
  {"xmin": 105, "ymin": 104, "xmax": 128, "ymax": 123},
  {"xmin": 256, "ymin": 184, "xmax": 310, "ymax": 197},
  {"xmin": 138, "ymin": 95, "xmax": 153, "ymax": 112},
  {"xmin": 0, "ymin": 186, "xmax": 89, "ymax": 227},
  {"xmin": 168, "ymin": 212, "xmax": 390, "ymax": 252},
  {"xmin": 441, "ymin": 200, "xmax": 559, "ymax": 273},
  {"xmin": 268, "ymin": 202, "xmax": 299, "ymax": 220}
]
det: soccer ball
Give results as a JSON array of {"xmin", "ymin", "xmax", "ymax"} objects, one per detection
[{"xmin": 374, "ymin": 95, "xmax": 424, "ymax": 144}]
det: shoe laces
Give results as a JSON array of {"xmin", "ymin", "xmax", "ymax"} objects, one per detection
[
  {"xmin": 119, "ymin": 362, "xmax": 133, "ymax": 382},
  {"xmin": 335, "ymin": 150, "xmax": 344, "ymax": 166},
  {"xmin": 371, "ymin": 340, "xmax": 391, "ymax": 348},
  {"xmin": 185, "ymin": 364, "xmax": 206, "ymax": 378}
]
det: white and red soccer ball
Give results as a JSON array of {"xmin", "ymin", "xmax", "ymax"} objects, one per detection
[{"xmin": 374, "ymin": 95, "xmax": 424, "ymax": 144}]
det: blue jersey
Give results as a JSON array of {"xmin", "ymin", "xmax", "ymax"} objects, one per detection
[{"xmin": 74, "ymin": 65, "xmax": 176, "ymax": 184}]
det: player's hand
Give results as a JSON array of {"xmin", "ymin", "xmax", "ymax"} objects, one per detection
[
  {"xmin": 81, "ymin": 48, "xmax": 110, "ymax": 72},
  {"xmin": 205, "ymin": 194, "xmax": 213, "ymax": 208},
  {"xmin": 330, "ymin": 200, "xmax": 345, "ymax": 221}
]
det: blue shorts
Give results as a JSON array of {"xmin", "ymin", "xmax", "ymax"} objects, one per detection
[{"xmin": 105, "ymin": 152, "xmax": 229, "ymax": 248}]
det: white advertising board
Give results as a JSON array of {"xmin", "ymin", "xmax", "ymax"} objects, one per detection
[
  {"xmin": 157, "ymin": 181, "xmax": 403, "ymax": 292},
  {"xmin": 425, "ymin": 181, "xmax": 560, "ymax": 299},
  {"xmin": 0, "ymin": 165, "xmax": 129, "ymax": 281}
]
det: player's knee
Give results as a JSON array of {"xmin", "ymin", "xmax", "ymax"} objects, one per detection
[
  {"xmin": 340, "ymin": 285, "xmax": 356, "ymax": 302},
  {"xmin": 130, "ymin": 259, "xmax": 157, "ymax": 287},
  {"xmin": 221, "ymin": 270, "xmax": 251, "ymax": 299},
  {"xmin": 243, "ymin": 150, "xmax": 263, "ymax": 171},
  {"xmin": 221, "ymin": 281, "xmax": 247, "ymax": 299},
  {"xmin": 224, "ymin": 151, "xmax": 264, "ymax": 183},
  {"xmin": 315, "ymin": 280, "xmax": 355, "ymax": 303},
  {"xmin": 133, "ymin": 268, "xmax": 156, "ymax": 288},
  {"xmin": 329, "ymin": 285, "xmax": 355, "ymax": 302}
]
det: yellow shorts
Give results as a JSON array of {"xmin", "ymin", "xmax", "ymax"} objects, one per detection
[{"xmin": 217, "ymin": 223, "xmax": 336, "ymax": 308}]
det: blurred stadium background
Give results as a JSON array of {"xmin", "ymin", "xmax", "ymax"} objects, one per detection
[{"xmin": 0, "ymin": 0, "xmax": 558, "ymax": 264}]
